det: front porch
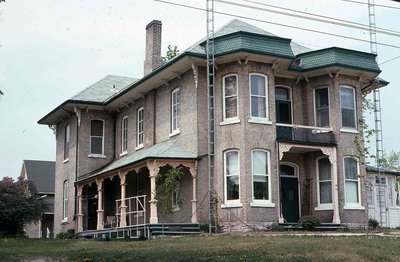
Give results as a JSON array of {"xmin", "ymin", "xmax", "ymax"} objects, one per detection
[{"xmin": 75, "ymin": 157, "xmax": 199, "ymax": 237}]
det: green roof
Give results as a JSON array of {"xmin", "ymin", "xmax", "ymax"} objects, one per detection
[
  {"xmin": 292, "ymin": 47, "xmax": 380, "ymax": 73},
  {"xmin": 77, "ymin": 139, "xmax": 197, "ymax": 182}
]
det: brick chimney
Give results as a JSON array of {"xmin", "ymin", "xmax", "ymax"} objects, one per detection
[{"xmin": 144, "ymin": 20, "xmax": 162, "ymax": 76}]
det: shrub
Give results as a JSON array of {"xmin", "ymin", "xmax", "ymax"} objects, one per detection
[
  {"xmin": 299, "ymin": 216, "xmax": 320, "ymax": 231},
  {"xmin": 56, "ymin": 231, "xmax": 76, "ymax": 239},
  {"xmin": 368, "ymin": 218, "xmax": 379, "ymax": 230}
]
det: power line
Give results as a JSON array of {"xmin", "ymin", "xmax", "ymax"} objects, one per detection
[
  {"xmin": 154, "ymin": 0, "xmax": 400, "ymax": 49},
  {"xmin": 243, "ymin": 0, "xmax": 400, "ymax": 35},
  {"xmin": 216, "ymin": 0, "xmax": 400, "ymax": 37},
  {"xmin": 379, "ymin": 54, "xmax": 400, "ymax": 65},
  {"xmin": 339, "ymin": 0, "xmax": 400, "ymax": 10}
]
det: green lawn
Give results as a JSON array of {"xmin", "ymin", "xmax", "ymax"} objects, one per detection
[{"xmin": 0, "ymin": 234, "xmax": 400, "ymax": 261}]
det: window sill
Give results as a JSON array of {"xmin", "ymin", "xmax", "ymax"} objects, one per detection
[
  {"xmin": 119, "ymin": 151, "xmax": 127, "ymax": 157},
  {"xmin": 220, "ymin": 119, "xmax": 240, "ymax": 126},
  {"xmin": 340, "ymin": 128, "xmax": 359, "ymax": 134},
  {"xmin": 248, "ymin": 118, "xmax": 272, "ymax": 125},
  {"xmin": 221, "ymin": 202, "xmax": 243, "ymax": 208},
  {"xmin": 135, "ymin": 144, "xmax": 144, "ymax": 151},
  {"xmin": 63, "ymin": 158, "xmax": 69, "ymax": 164},
  {"xmin": 250, "ymin": 202, "xmax": 275, "ymax": 208},
  {"xmin": 315, "ymin": 204, "xmax": 333, "ymax": 211},
  {"xmin": 172, "ymin": 207, "xmax": 181, "ymax": 212},
  {"xmin": 344, "ymin": 205, "xmax": 365, "ymax": 210},
  {"xmin": 88, "ymin": 154, "xmax": 106, "ymax": 159},
  {"xmin": 61, "ymin": 219, "xmax": 69, "ymax": 225},
  {"xmin": 169, "ymin": 129, "xmax": 181, "ymax": 137}
]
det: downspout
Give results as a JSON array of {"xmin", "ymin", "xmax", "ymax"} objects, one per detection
[
  {"xmin": 103, "ymin": 106, "xmax": 116, "ymax": 161},
  {"xmin": 153, "ymin": 89, "xmax": 157, "ymax": 145},
  {"xmin": 73, "ymin": 106, "xmax": 81, "ymax": 229}
]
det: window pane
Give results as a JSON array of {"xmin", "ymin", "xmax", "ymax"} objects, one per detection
[
  {"xmin": 315, "ymin": 88, "xmax": 329, "ymax": 108},
  {"xmin": 227, "ymin": 176, "xmax": 239, "ymax": 200},
  {"xmin": 226, "ymin": 151, "xmax": 238, "ymax": 175},
  {"xmin": 341, "ymin": 87, "xmax": 355, "ymax": 108},
  {"xmin": 251, "ymin": 75, "xmax": 265, "ymax": 96},
  {"xmin": 224, "ymin": 76, "xmax": 237, "ymax": 96},
  {"xmin": 280, "ymin": 165, "xmax": 295, "ymax": 176},
  {"xmin": 91, "ymin": 120, "xmax": 103, "ymax": 136},
  {"xmin": 276, "ymin": 87, "xmax": 289, "ymax": 101},
  {"xmin": 225, "ymin": 97, "xmax": 238, "ymax": 118},
  {"xmin": 316, "ymin": 107, "xmax": 330, "ymax": 127},
  {"xmin": 342, "ymin": 108, "xmax": 356, "ymax": 128},
  {"xmin": 344, "ymin": 158, "xmax": 357, "ymax": 179},
  {"xmin": 253, "ymin": 151, "xmax": 267, "ymax": 174},
  {"xmin": 315, "ymin": 88, "xmax": 330, "ymax": 127},
  {"xmin": 251, "ymin": 97, "xmax": 266, "ymax": 118},
  {"xmin": 345, "ymin": 181, "xmax": 358, "ymax": 203},
  {"xmin": 276, "ymin": 101, "xmax": 291, "ymax": 124},
  {"xmin": 91, "ymin": 137, "xmax": 103, "ymax": 154},
  {"xmin": 254, "ymin": 176, "xmax": 268, "ymax": 200},
  {"xmin": 318, "ymin": 158, "xmax": 331, "ymax": 181},
  {"xmin": 320, "ymin": 181, "xmax": 332, "ymax": 203}
]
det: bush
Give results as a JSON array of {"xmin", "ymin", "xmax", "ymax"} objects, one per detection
[
  {"xmin": 56, "ymin": 231, "xmax": 76, "ymax": 239},
  {"xmin": 299, "ymin": 216, "xmax": 320, "ymax": 231},
  {"xmin": 368, "ymin": 218, "xmax": 379, "ymax": 230}
]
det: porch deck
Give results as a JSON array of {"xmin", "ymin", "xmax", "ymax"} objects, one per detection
[
  {"xmin": 279, "ymin": 223, "xmax": 348, "ymax": 231},
  {"xmin": 78, "ymin": 223, "xmax": 201, "ymax": 240}
]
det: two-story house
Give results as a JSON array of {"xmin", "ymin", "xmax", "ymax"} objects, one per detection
[{"xmin": 39, "ymin": 19, "xmax": 387, "ymax": 237}]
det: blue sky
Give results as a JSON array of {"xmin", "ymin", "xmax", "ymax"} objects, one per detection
[{"xmin": 0, "ymin": 0, "xmax": 399, "ymax": 179}]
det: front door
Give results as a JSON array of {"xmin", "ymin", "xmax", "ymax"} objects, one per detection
[{"xmin": 280, "ymin": 165, "xmax": 300, "ymax": 222}]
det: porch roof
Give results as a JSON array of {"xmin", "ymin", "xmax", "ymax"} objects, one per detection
[
  {"xmin": 366, "ymin": 166, "xmax": 400, "ymax": 176},
  {"xmin": 77, "ymin": 139, "xmax": 197, "ymax": 182}
]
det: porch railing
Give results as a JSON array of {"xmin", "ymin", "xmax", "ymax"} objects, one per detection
[
  {"xmin": 115, "ymin": 195, "xmax": 147, "ymax": 228},
  {"xmin": 276, "ymin": 123, "xmax": 336, "ymax": 145}
]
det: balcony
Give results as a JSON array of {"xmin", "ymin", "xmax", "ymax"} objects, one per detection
[{"xmin": 276, "ymin": 124, "xmax": 336, "ymax": 146}]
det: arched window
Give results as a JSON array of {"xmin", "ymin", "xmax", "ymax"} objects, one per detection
[
  {"xmin": 250, "ymin": 74, "xmax": 268, "ymax": 120},
  {"xmin": 171, "ymin": 88, "xmax": 180, "ymax": 132},
  {"xmin": 63, "ymin": 180, "xmax": 69, "ymax": 221},
  {"xmin": 64, "ymin": 123, "xmax": 70, "ymax": 160},
  {"xmin": 223, "ymin": 74, "xmax": 239, "ymax": 120},
  {"xmin": 344, "ymin": 156, "xmax": 362, "ymax": 207},
  {"xmin": 121, "ymin": 116, "xmax": 128, "ymax": 153},
  {"xmin": 137, "ymin": 107, "xmax": 144, "ymax": 148},
  {"xmin": 252, "ymin": 150, "xmax": 271, "ymax": 203},
  {"xmin": 224, "ymin": 150, "xmax": 240, "ymax": 204}
]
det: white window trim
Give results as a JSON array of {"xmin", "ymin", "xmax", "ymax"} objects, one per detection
[
  {"xmin": 343, "ymin": 156, "xmax": 363, "ymax": 209},
  {"xmin": 315, "ymin": 156, "xmax": 333, "ymax": 210},
  {"xmin": 249, "ymin": 73, "xmax": 269, "ymax": 122},
  {"xmin": 64, "ymin": 123, "xmax": 70, "ymax": 160},
  {"xmin": 121, "ymin": 115, "xmax": 128, "ymax": 154},
  {"xmin": 222, "ymin": 74, "xmax": 239, "ymax": 122},
  {"xmin": 171, "ymin": 88, "xmax": 180, "ymax": 133},
  {"xmin": 63, "ymin": 180, "xmax": 68, "ymax": 221},
  {"xmin": 224, "ymin": 150, "xmax": 241, "ymax": 206},
  {"xmin": 313, "ymin": 86, "xmax": 331, "ymax": 128},
  {"xmin": 251, "ymin": 149, "xmax": 273, "ymax": 206},
  {"xmin": 90, "ymin": 119, "xmax": 105, "ymax": 156},
  {"xmin": 137, "ymin": 107, "xmax": 144, "ymax": 147},
  {"xmin": 340, "ymin": 85, "xmax": 357, "ymax": 130},
  {"xmin": 275, "ymin": 85, "xmax": 293, "ymax": 124}
]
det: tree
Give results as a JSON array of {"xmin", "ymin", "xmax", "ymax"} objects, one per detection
[
  {"xmin": 380, "ymin": 151, "xmax": 400, "ymax": 171},
  {"xmin": 162, "ymin": 45, "xmax": 179, "ymax": 62},
  {"xmin": 0, "ymin": 177, "xmax": 42, "ymax": 236}
]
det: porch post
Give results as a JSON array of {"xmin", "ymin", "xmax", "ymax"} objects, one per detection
[
  {"xmin": 96, "ymin": 178, "xmax": 104, "ymax": 230},
  {"xmin": 119, "ymin": 171, "xmax": 127, "ymax": 227},
  {"xmin": 77, "ymin": 185, "xmax": 84, "ymax": 232},
  {"xmin": 148, "ymin": 161, "xmax": 159, "ymax": 224},
  {"xmin": 189, "ymin": 162, "xmax": 198, "ymax": 223},
  {"xmin": 331, "ymin": 147, "xmax": 341, "ymax": 224}
]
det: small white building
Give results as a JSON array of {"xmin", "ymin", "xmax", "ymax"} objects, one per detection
[{"xmin": 366, "ymin": 166, "xmax": 400, "ymax": 228}]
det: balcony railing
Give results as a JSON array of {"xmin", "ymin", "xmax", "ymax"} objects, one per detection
[
  {"xmin": 276, "ymin": 124, "xmax": 336, "ymax": 145},
  {"xmin": 115, "ymin": 195, "xmax": 147, "ymax": 228}
]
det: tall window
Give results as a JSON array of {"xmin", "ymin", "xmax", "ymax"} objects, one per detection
[
  {"xmin": 224, "ymin": 150, "xmax": 240, "ymax": 203},
  {"xmin": 121, "ymin": 116, "xmax": 128, "ymax": 153},
  {"xmin": 250, "ymin": 74, "xmax": 268, "ymax": 119},
  {"xmin": 223, "ymin": 75, "xmax": 238, "ymax": 120},
  {"xmin": 137, "ymin": 107, "xmax": 144, "ymax": 147},
  {"xmin": 64, "ymin": 124, "xmax": 70, "ymax": 160},
  {"xmin": 340, "ymin": 86, "xmax": 357, "ymax": 129},
  {"xmin": 314, "ymin": 87, "xmax": 330, "ymax": 127},
  {"xmin": 63, "ymin": 180, "xmax": 68, "ymax": 220},
  {"xmin": 90, "ymin": 120, "xmax": 104, "ymax": 155},
  {"xmin": 317, "ymin": 158, "xmax": 332, "ymax": 206},
  {"xmin": 344, "ymin": 157, "xmax": 360, "ymax": 205},
  {"xmin": 252, "ymin": 150, "xmax": 270, "ymax": 201},
  {"xmin": 171, "ymin": 88, "xmax": 180, "ymax": 132},
  {"xmin": 275, "ymin": 86, "xmax": 292, "ymax": 124}
]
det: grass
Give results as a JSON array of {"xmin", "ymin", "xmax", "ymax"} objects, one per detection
[{"xmin": 0, "ymin": 234, "xmax": 400, "ymax": 261}]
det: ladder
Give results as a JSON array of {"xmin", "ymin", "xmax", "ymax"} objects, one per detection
[
  {"xmin": 368, "ymin": 0, "xmax": 386, "ymax": 227},
  {"xmin": 206, "ymin": 0, "xmax": 217, "ymax": 233}
]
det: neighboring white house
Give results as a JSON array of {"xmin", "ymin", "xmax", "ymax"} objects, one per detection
[{"xmin": 366, "ymin": 166, "xmax": 400, "ymax": 228}]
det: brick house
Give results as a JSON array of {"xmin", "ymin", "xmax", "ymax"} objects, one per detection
[
  {"xmin": 38, "ymin": 19, "xmax": 387, "ymax": 237},
  {"xmin": 20, "ymin": 160, "xmax": 55, "ymax": 238}
]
